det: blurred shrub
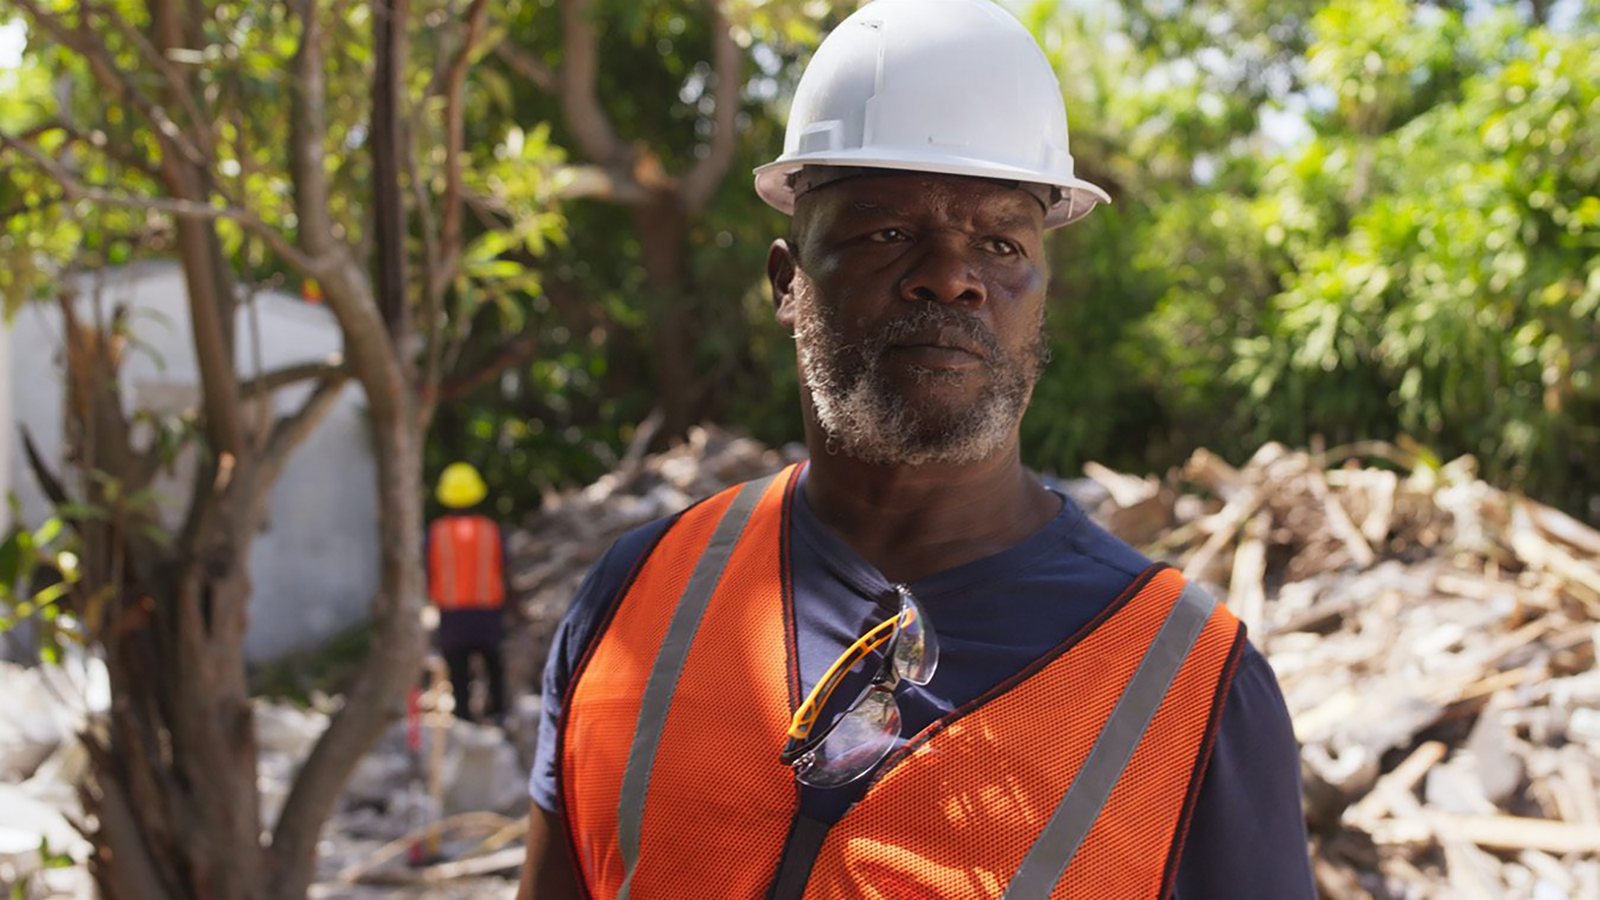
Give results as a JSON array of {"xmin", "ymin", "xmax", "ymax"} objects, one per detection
[{"xmin": 1019, "ymin": 1, "xmax": 1597, "ymax": 514}]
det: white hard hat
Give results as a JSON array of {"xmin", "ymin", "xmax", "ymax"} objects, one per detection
[{"xmin": 754, "ymin": 0, "xmax": 1110, "ymax": 229}]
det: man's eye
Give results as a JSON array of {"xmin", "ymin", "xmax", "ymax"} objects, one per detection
[
  {"xmin": 870, "ymin": 228, "xmax": 911, "ymax": 243},
  {"xmin": 984, "ymin": 238, "xmax": 1021, "ymax": 257}
]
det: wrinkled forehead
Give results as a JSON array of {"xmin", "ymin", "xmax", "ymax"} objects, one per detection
[{"xmin": 795, "ymin": 169, "xmax": 1047, "ymax": 235}]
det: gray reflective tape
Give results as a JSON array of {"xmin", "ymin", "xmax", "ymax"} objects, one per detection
[
  {"xmin": 616, "ymin": 474, "xmax": 778, "ymax": 899},
  {"xmin": 477, "ymin": 519, "xmax": 495, "ymax": 603},
  {"xmin": 436, "ymin": 522, "xmax": 456, "ymax": 606},
  {"xmin": 1002, "ymin": 582, "xmax": 1217, "ymax": 899}
]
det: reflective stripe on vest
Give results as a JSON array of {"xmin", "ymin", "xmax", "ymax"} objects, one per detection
[
  {"xmin": 561, "ymin": 469, "xmax": 799, "ymax": 898},
  {"xmin": 428, "ymin": 515, "xmax": 506, "ymax": 610},
  {"xmin": 559, "ymin": 470, "xmax": 1243, "ymax": 899}
]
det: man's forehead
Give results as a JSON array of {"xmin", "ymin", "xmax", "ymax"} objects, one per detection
[{"xmin": 807, "ymin": 171, "xmax": 1045, "ymax": 228}]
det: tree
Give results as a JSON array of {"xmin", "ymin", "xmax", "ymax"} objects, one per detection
[
  {"xmin": 488, "ymin": 0, "xmax": 835, "ymax": 439},
  {"xmin": 423, "ymin": 0, "xmax": 836, "ymax": 511},
  {"xmin": 0, "ymin": 0, "xmax": 564, "ymax": 896}
]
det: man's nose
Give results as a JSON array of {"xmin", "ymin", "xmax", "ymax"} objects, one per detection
[{"xmin": 898, "ymin": 237, "xmax": 987, "ymax": 306}]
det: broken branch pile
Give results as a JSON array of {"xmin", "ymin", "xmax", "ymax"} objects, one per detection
[{"xmin": 1080, "ymin": 442, "xmax": 1600, "ymax": 900}]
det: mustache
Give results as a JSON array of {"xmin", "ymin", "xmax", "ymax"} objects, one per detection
[{"xmin": 861, "ymin": 305, "xmax": 1004, "ymax": 363}]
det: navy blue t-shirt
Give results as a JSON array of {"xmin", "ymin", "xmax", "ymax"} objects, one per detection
[{"xmin": 530, "ymin": 469, "xmax": 1315, "ymax": 898}]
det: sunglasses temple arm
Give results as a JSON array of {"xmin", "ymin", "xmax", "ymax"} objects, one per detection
[{"xmin": 786, "ymin": 618, "xmax": 901, "ymax": 741}]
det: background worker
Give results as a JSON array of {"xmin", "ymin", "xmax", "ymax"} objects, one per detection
[
  {"xmin": 518, "ymin": 1, "xmax": 1313, "ymax": 896},
  {"xmin": 427, "ymin": 462, "xmax": 511, "ymax": 725}
]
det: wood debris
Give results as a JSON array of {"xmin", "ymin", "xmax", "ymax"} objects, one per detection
[{"xmin": 1078, "ymin": 442, "xmax": 1600, "ymax": 899}]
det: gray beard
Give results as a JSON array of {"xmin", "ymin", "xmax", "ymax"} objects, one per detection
[{"xmin": 794, "ymin": 285, "xmax": 1049, "ymax": 467}]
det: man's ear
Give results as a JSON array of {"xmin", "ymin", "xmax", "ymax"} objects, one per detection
[{"xmin": 768, "ymin": 238, "xmax": 800, "ymax": 333}]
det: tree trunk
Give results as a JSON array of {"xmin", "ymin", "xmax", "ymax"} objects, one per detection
[
  {"xmin": 633, "ymin": 191, "xmax": 698, "ymax": 438},
  {"xmin": 263, "ymin": 410, "xmax": 425, "ymax": 899},
  {"xmin": 85, "ymin": 499, "xmax": 264, "ymax": 900},
  {"xmin": 80, "ymin": 374, "xmax": 427, "ymax": 900}
]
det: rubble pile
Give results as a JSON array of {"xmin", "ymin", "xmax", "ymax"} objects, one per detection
[
  {"xmin": 0, "ymin": 655, "xmax": 102, "ymax": 898},
  {"xmin": 1079, "ymin": 442, "xmax": 1600, "ymax": 900},
  {"xmin": 1, "ymin": 677, "xmax": 529, "ymax": 899},
  {"xmin": 265, "ymin": 696, "xmax": 532, "ymax": 896}
]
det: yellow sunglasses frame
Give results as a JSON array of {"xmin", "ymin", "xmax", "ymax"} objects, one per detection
[{"xmin": 785, "ymin": 606, "xmax": 916, "ymax": 743}]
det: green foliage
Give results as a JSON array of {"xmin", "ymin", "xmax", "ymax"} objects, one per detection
[
  {"xmin": 7, "ymin": 0, "xmax": 1592, "ymax": 518},
  {"xmin": 0, "ymin": 496, "xmax": 86, "ymax": 664},
  {"xmin": 1152, "ymin": 8, "xmax": 1597, "ymax": 507},
  {"xmin": 1006, "ymin": 0, "xmax": 1599, "ymax": 515}
]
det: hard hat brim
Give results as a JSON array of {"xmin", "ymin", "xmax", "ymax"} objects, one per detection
[{"xmin": 754, "ymin": 152, "xmax": 1111, "ymax": 230}]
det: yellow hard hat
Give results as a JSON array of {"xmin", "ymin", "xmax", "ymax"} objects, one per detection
[{"xmin": 436, "ymin": 463, "xmax": 488, "ymax": 509}]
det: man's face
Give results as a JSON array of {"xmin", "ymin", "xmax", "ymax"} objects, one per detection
[{"xmin": 770, "ymin": 171, "xmax": 1051, "ymax": 467}]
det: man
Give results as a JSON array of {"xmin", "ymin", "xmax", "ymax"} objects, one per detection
[
  {"xmin": 428, "ymin": 461, "xmax": 510, "ymax": 724},
  {"xmin": 520, "ymin": 1, "xmax": 1313, "ymax": 896}
]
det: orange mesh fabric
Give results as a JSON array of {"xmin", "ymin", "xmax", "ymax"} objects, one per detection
[
  {"xmin": 560, "ymin": 467, "xmax": 803, "ymax": 898},
  {"xmin": 628, "ymin": 469, "xmax": 799, "ymax": 897},
  {"xmin": 1055, "ymin": 586, "xmax": 1238, "ymax": 899},
  {"xmin": 427, "ymin": 516, "xmax": 505, "ymax": 609},
  {"xmin": 803, "ymin": 567, "xmax": 1240, "ymax": 900},
  {"xmin": 561, "ymin": 486, "xmax": 741, "ymax": 895}
]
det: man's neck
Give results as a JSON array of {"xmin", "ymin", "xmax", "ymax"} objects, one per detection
[{"xmin": 801, "ymin": 428, "xmax": 1060, "ymax": 585}]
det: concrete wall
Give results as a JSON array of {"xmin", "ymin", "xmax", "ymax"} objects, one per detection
[{"xmin": 5, "ymin": 262, "xmax": 380, "ymax": 661}]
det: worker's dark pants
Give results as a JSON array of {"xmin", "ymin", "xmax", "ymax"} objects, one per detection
[{"xmin": 436, "ymin": 608, "xmax": 506, "ymax": 723}]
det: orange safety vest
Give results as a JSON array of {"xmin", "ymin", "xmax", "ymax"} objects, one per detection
[
  {"xmin": 427, "ymin": 514, "xmax": 506, "ymax": 610},
  {"xmin": 559, "ymin": 466, "xmax": 1244, "ymax": 899}
]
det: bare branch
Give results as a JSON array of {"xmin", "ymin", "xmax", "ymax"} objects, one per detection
[
  {"xmin": 274, "ymin": 0, "xmax": 405, "ymax": 437},
  {"xmin": 10, "ymin": 0, "xmax": 210, "ymax": 174},
  {"xmin": 0, "ymin": 132, "xmax": 326, "ymax": 277},
  {"xmin": 431, "ymin": 333, "xmax": 539, "ymax": 404},
  {"xmin": 559, "ymin": 0, "xmax": 636, "ymax": 181},
  {"xmin": 372, "ymin": 0, "xmax": 412, "ymax": 340},
  {"xmin": 88, "ymin": 0, "xmax": 216, "ymax": 163},
  {"xmin": 238, "ymin": 357, "xmax": 347, "ymax": 398},
  {"xmin": 248, "ymin": 371, "xmax": 352, "ymax": 516},
  {"xmin": 19, "ymin": 426, "xmax": 71, "ymax": 509},
  {"xmin": 552, "ymin": 165, "xmax": 640, "ymax": 200},
  {"xmin": 287, "ymin": 0, "xmax": 339, "ymax": 258},
  {"xmin": 682, "ymin": 0, "xmax": 743, "ymax": 212},
  {"xmin": 10, "ymin": 120, "xmax": 163, "ymax": 183},
  {"xmin": 408, "ymin": 133, "xmax": 448, "ymax": 391},
  {"xmin": 434, "ymin": 0, "xmax": 494, "ymax": 301},
  {"xmin": 494, "ymin": 41, "xmax": 558, "ymax": 92}
]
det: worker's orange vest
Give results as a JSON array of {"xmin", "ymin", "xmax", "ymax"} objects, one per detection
[
  {"xmin": 427, "ymin": 515, "xmax": 505, "ymax": 610},
  {"xmin": 559, "ymin": 466, "xmax": 1245, "ymax": 899}
]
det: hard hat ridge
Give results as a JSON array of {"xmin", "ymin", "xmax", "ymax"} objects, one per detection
[{"xmin": 788, "ymin": 165, "xmax": 1061, "ymax": 217}]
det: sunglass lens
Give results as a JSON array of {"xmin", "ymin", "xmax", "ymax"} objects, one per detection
[
  {"xmin": 797, "ymin": 688, "xmax": 900, "ymax": 788},
  {"xmin": 893, "ymin": 592, "xmax": 937, "ymax": 686}
]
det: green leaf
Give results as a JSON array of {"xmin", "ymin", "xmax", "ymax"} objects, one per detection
[
  {"xmin": 477, "ymin": 65, "xmax": 515, "ymax": 117},
  {"xmin": 0, "ymin": 532, "xmax": 21, "ymax": 589},
  {"xmin": 32, "ymin": 580, "xmax": 71, "ymax": 608},
  {"xmin": 57, "ymin": 502, "xmax": 109, "ymax": 522},
  {"xmin": 31, "ymin": 518, "xmax": 63, "ymax": 547}
]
